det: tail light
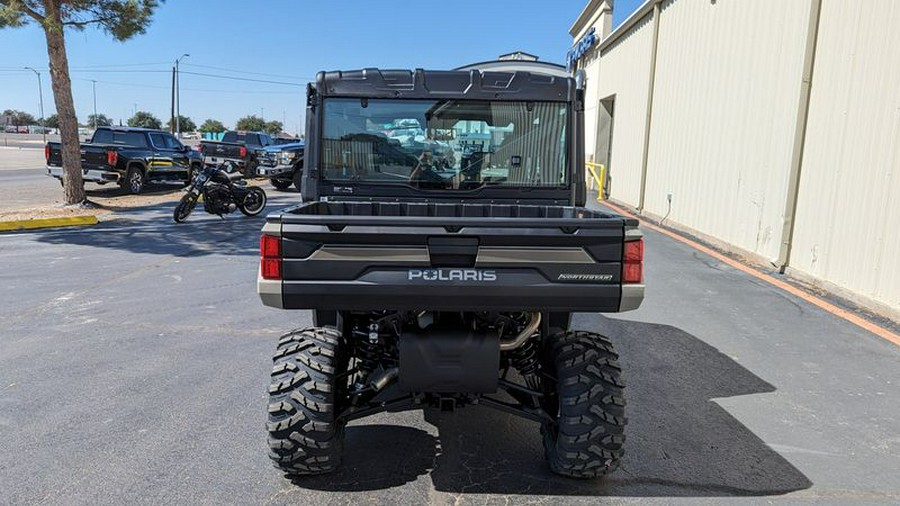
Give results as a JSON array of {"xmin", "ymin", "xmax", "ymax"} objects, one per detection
[
  {"xmin": 198, "ymin": 143, "xmax": 204, "ymax": 154},
  {"xmin": 260, "ymin": 234, "xmax": 282, "ymax": 280},
  {"xmin": 44, "ymin": 144, "xmax": 50, "ymax": 162},
  {"xmin": 107, "ymin": 150, "xmax": 118, "ymax": 166},
  {"xmin": 239, "ymin": 146, "xmax": 247, "ymax": 158},
  {"xmin": 622, "ymin": 238, "xmax": 644, "ymax": 284}
]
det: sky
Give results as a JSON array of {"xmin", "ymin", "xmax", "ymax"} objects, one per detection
[{"xmin": 0, "ymin": 0, "xmax": 644, "ymax": 135}]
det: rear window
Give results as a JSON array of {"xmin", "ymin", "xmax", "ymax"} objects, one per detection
[{"xmin": 91, "ymin": 130, "xmax": 148, "ymax": 148}]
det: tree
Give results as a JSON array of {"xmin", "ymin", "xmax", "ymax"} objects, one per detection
[
  {"xmin": 44, "ymin": 113, "xmax": 59, "ymax": 129},
  {"xmin": 86, "ymin": 113, "xmax": 111, "ymax": 128},
  {"xmin": 2, "ymin": 109, "xmax": 37, "ymax": 126},
  {"xmin": 198, "ymin": 118, "xmax": 226, "ymax": 133},
  {"xmin": 235, "ymin": 115, "xmax": 265, "ymax": 132},
  {"xmin": 264, "ymin": 120, "xmax": 283, "ymax": 135},
  {"xmin": 128, "ymin": 111, "xmax": 161, "ymax": 129},
  {"xmin": 0, "ymin": 0, "xmax": 160, "ymax": 205},
  {"xmin": 166, "ymin": 115, "xmax": 195, "ymax": 132}
]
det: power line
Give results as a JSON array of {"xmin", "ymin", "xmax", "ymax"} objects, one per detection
[
  {"xmin": 180, "ymin": 62, "xmax": 313, "ymax": 81},
  {"xmin": 178, "ymin": 70, "xmax": 306, "ymax": 87}
]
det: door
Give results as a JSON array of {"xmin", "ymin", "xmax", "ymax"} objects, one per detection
[
  {"xmin": 148, "ymin": 132, "xmax": 189, "ymax": 172},
  {"xmin": 594, "ymin": 96, "xmax": 615, "ymax": 199}
]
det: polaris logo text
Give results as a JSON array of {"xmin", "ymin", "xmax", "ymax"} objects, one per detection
[{"xmin": 408, "ymin": 269, "xmax": 497, "ymax": 282}]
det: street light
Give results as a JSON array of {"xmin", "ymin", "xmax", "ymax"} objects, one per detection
[
  {"xmin": 24, "ymin": 67, "xmax": 45, "ymax": 143},
  {"xmin": 175, "ymin": 53, "xmax": 189, "ymax": 137},
  {"xmin": 91, "ymin": 80, "xmax": 97, "ymax": 129}
]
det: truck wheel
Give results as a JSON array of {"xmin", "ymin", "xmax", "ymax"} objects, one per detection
[
  {"xmin": 292, "ymin": 169, "xmax": 303, "ymax": 192},
  {"xmin": 541, "ymin": 330, "xmax": 626, "ymax": 478},
  {"xmin": 270, "ymin": 177, "xmax": 292, "ymax": 190},
  {"xmin": 124, "ymin": 166, "xmax": 145, "ymax": 194},
  {"xmin": 267, "ymin": 327, "xmax": 346, "ymax": 475}
]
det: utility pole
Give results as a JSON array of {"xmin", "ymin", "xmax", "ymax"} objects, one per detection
[
  {"xmin": 175, "ymin": 53, "xmax": 189, "ymax": 137},
  {"xmin": 24, "ymin": 67, "xmax": 45, "ymax": 143},
  {"xmin": 170, "ymin": 63, "xmax": 176, "ymax": 133},
  {"xmin": 261, "ymin": 107, "xmax": 264, "ymax": 121},
  {"xmin": 91, "ymin": 80, "xmax": 97, "ymax": 129}
]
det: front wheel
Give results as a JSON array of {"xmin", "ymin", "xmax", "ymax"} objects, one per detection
[
  {"xmin": 270, "ymin": 177, "xmax": 292, "ymax": 190},
  {"xmin": 172, "ymin": 192, "xmax": 198, "ymax": 223},
  {"xmin": 239, "ymin": 187, "xmax": 267, "ymax": 216},
  {"xmin": 292, "ymin": 168, "xmax": 303, "ymax": 193},
  {"xmin": 541, "ymin": 330, "xmax": 627, "ymax": 478},
  {"xmin": 267, "ymin": 327, "xmax": 346, "ymax": 475}
]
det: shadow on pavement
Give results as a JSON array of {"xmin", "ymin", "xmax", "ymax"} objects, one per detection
[
  {"xmin": 35, "ymin": 200, "xmax": 268, "ymax": 258},
  {"xmin": 289, "ymin": 425, "xmax": 439, "ymax": 491},
  {"xmin": 291, "ymin": 318, "xmax": 812, "ymax": 497}
]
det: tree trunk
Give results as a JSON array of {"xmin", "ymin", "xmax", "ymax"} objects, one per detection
[{"xmin": 42, "ymin": 0, "xmax": 86, "ymax": 205}]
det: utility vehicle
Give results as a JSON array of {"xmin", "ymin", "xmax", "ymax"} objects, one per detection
[{"xmin": 257, "ymin": 67, "xmax": 644, "ymax": 478}]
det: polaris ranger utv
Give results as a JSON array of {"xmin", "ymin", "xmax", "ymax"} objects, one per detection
[{"xmin": 257, "ymin": 67, "xmax": 644, "ymax": 478}]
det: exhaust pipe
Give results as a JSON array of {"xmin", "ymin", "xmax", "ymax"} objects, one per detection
[{"xmin": 499, "ymin": 312, "xmax": 541, "ymax": 351}]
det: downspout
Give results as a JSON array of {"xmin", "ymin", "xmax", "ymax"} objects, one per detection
[
  {"xmin": 777, "ymin": 0, "xmax": 823, "ymax": 272},
  {"xmin": 637, "ymin": 0, "xmax": 662, "ymax": 213}
]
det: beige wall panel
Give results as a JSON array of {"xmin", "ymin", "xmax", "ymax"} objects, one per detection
[
  {"xmin": 643, "ymin": 0, "xmax": 810, "ymax": 260},
  {"xmin": 595, "ymin": 13, "xmax": 655, "ymax": 207},
  {"xmin": 790, "ymin": 0, "xmax": 900, "ymax": 310}
]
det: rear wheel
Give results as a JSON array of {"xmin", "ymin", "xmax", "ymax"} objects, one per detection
[
  {"xmin": 172, "ymin": 193, "xmax": 198, "ymax": 223},
  {"xmin": 239, "ymin": 187, "xmax": 267, "ymax": 216},
  {"xmin": 541, "ymin": 330, "xmax": 626, "ymax": 478},
  {"xmin": 267, "ymin": 327, "xmax": 346, "ymax": 475},
  {"xmin": 122, "ymin": 165, "xmax": 145, "ymax": 194}
]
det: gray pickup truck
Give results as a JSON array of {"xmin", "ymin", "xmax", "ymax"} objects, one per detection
[{"xmin": 257, "ymin": 67, "xmax": 644, "ymax": 479}]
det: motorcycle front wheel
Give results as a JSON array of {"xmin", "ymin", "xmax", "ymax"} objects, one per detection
[
  {"xmin": 239, "ymin": 187, "xmax": 267, "ymax": 216},
  {"xmin": 173, "ymin": 192, "xmax": 199, "ymax": 223}
]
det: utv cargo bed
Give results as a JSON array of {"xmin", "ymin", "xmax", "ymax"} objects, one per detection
[{"xmin": 261, "ymin": 201, "xmax": 642, "ymax": 313}]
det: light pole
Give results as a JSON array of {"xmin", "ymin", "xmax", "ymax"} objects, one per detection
[
  {"xmin": 175, "ymin": 53, "xmax": 189, "ymax": 138},
  {"xmin": 24, "ymin": 67, "xmax": 45, "ymax": 143},
  {"xmin": 91, "ymin": 80, "xmax": 97, "ymax": 129}
]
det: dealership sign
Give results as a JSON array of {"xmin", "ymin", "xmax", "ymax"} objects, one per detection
[{"xmin": 566, "ymin": 27, "xmax": 597, "ymax": 71}]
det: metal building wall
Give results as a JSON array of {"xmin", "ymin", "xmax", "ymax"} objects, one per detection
[
  {"xmin": 595, "ymin": 12, "xmax": 655, "ymax": 207},
  {"xmin": 642, "ymin": 0, "xmax": 811, "ymax": 261},
  {"xmin": 789, "ymin": 0, "xmax": 900, "ymax": 313}
]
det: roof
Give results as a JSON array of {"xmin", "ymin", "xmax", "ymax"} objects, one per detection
[
  {"xmin": 498, "ymin": 51, "xmax": 539, "ymax": 61},
  {"xmin": 97, "ymin": 126, "xmax": 161, "ymax": 133},
  {"xmin": 316, "ymin": 68, "xmax": 575, "ymax": 102},
  {"xmin": 455, "ymin": 60, "xmax": 570, "ymax": 78}
]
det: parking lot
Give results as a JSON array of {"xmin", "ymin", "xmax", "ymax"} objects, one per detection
[{"xmin": 1, "ymin": 188, "xmax": 898, "ymax": 504}]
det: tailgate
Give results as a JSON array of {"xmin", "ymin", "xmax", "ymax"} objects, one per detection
[{"xmin": 266, "ymin": 201, "xmax": 636, "ymax": 312}]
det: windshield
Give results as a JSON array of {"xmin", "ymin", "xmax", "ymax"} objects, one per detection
[{"xmin": 321, "ymin": 98, "xmax": 569, "ymax": 190}]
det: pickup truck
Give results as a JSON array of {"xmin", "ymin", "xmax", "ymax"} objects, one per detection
[
  {"xmin": 46, "ymin": 126, "xmax": 202, "ymax": 194},
  {"xmin": 258, "ymin": 140, "xmax": 304, "ymax": 191},
  {"xmin": 198, "ymin": 130, "xmax": 274, "ymax": 178},
  {"xmin": 257, "ymin": 68, "xmax": 644, "ymax": 479}
]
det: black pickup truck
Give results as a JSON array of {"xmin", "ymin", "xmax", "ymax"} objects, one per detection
[
  {"xmin": 46, "ymin": 126, "xmax": 202, "ymax": 193},
  {"xmin": 198, "ymin": 130, "xmax": 274, "ymax": 177},
  {"xmin": 257, "ymin": 68, "xmax": 644, "ymax": 479}
]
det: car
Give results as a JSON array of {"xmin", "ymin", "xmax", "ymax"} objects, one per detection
[
  {"xmin": 256, "ymin": 67, "xmax": 644, "ymax": 478},
  {"xmin": 46, "ymin": 126, "xmax": 202, "ymax": 193}
]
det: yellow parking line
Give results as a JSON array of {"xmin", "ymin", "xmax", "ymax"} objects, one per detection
[
  {"xmin": 602, "ymin": 200, "xmax": 900, "ymax": 348},
  {"xmin": 0, "ymin": 215, "xmax": 99, "ymax": 232}
]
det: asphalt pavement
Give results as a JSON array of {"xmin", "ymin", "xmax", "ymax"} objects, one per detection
[{"xmin": 1, "ymin": 191, "xmax": 898, "ymax": 505}]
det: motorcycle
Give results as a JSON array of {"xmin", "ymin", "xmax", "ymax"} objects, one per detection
[{"xmin": 173, "ymin": 164, "xmax": 267, "ymax": 223}]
